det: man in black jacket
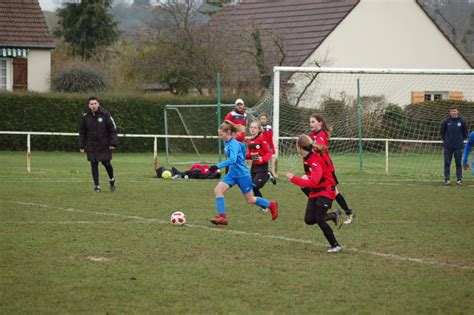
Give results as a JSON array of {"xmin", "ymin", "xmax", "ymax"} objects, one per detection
[
  {"xmin": 79, "ymin": 96, "xmax": 118, "ymax": 192},
  {"xmin": 440, "ymin": 106, "xmax": 468, "ymax": 185}
]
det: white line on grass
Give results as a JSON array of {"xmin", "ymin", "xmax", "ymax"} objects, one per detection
[
  {"xmin": 0, "ymin": 221, "xmax": 155, "ymax": 225},
  {"xmin": 1, "ymin": 199, "xmax": 472, "ymax": 271}
]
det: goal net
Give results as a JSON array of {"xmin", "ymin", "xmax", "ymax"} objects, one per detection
[
  {"xmin": 164, "ymin": 104, "xmax": 234, "ymax": 165},
  {"xmin": 246, "ymin": 67, "xmax": 474, "ymax": 178}
]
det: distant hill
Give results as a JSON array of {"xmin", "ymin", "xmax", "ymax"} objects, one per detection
[{"xmin": 43, "ymin": 10, "xmax": 59, "ymax": 33}]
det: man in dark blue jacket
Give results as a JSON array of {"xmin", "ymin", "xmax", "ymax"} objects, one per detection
[
  {"xmin": 440, "ymin": 106, "xmax": 468, "ymax": 185},
  {"xmin": 79, "ymin": 97, "xmax": 118, "ymax": 192}
]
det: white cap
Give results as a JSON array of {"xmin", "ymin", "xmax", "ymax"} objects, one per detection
[{"xmin": 235, "ymin": 98, "xmax": 244, "ymax": 105}]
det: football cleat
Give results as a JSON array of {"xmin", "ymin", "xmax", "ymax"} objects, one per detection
[
  {"xmin": 269, "ymin": 200, "xmax": 278, "ymax": 221},
  {"xmin": 327, "ymin": 245, "xmax": 343, "ymax": 253},
  {"xmin": 344, "ymin": 211, "xmax": 355, "ymax": 225},
  {"xmin": 210, "ymin": 216, "xmax": 228, "ymax": 225},
  {"xmin": 444, "ymin": 180, "xmax": 451, "ymax": 186},
  {"xmin": 268, "ymin": 172, "xmax": 277, "ymax": 185},
  {"xmin": 456, "ymin": 179, "xmax": 463, "ymax": 185},
  {"xmin": 94, "ymin": 186, "xmax": 101, "ymax": 193},
  {"xmin": 329, "ymin": 209, "xmax": 343, "ymax": 229},
  {"xmin": 257, "ymin": 207, "xmax": 268, "ymax": 213}
]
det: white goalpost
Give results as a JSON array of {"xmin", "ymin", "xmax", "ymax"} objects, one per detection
[{"xmin": 253, "ymin": 66, "xmax": 474, "ymax": 177}]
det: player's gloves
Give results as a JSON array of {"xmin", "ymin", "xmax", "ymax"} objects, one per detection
[{"xmin": 209, "ymin": 165, "xmax": 219, "ymax": 172}]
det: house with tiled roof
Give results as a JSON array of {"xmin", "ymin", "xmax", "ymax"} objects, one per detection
[
  {"xmin": 210, "ymin": 0, "xmax": 473, "ymax": 107},
  {"xmin": 0, "ymin": 0, "xmax": 55, "ymax": 92}
]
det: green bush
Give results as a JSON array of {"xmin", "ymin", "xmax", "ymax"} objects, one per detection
[
  {"xmin": 51, "ymin": 65, "xmax": 108, "ymax": 92},
  {"xmin": 0, "ymin": 92, "xmax": 257, "ymax": 152}
]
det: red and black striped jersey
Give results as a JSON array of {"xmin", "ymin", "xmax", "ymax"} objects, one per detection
[
  {"xmin": 291, "ymin": 151, "xmax": 336, "ymax": 200},
  {"xmin": 309, "ymin": 129, "xmax": 335, "ymax": 172},
  {"xmin": 246, "ymin": 133, "xmax": 272, "ymax": 165},
  {"xmin": 262, "ymin": 124, "xmax": 275, "ymax": 154}
]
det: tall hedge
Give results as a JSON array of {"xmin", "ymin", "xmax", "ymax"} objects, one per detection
[{"xmin": 0, "ymin": 92, "xmax": 257, "ymax": 152}]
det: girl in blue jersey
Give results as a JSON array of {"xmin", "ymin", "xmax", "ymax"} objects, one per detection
[
  {"xmin": 463, "ymin": 130, "xmax": 474, "ymax": 176},
  {"xmin": 209, "ymin": 121, "xmax": 278, "ymax": 225}
]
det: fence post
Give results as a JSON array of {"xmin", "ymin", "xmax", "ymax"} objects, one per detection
[
  {"xmin": 27, "ymin": 133, "xmax": 31, "ymax": 173},
  {"xmin": 385, "ymin": 140, "xmax": 389, "ymax": 175},
  {"xmin": 153, "ymin": 136, "xmax": 158, "ymax": 172}
]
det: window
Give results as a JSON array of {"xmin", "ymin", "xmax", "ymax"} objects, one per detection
[
  {"xmin": 424, "ymin": 91, "xmax": 448, "ymax": 101},
  {"xmin": 412, "ymin": 91, "xmax": 464, "ymax": 104},
  {"xmin": 0, "ymin": 58, "xmax": 15, "ymax": 91},
  {"xmin": 0, "ymin": 59, "xmax": 6, "ymax": 91}
]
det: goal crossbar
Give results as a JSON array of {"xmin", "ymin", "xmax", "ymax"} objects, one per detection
[{"xmin": 274, "ymin": 66, "xmax": 474, "ymax": 75}]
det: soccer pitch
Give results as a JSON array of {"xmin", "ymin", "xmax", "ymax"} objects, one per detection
[{"xmin": 0, "ymin": 151, "xmax": 473, "ymax": 313}]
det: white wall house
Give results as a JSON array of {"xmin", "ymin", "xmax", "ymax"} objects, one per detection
[
  {"xmin": 287, "ymin": 0, "xmax": 473, "ymax": 108},
  {"xmin": 0, "ymin": 0, "xmax": 55, "ymax": 92},
  {"xmin": 212, "ymin": 0, "xmax": 473, "ymax": 108}
]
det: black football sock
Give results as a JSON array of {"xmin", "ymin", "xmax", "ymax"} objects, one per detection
[
  {"xmin": 317, "ymin": 221, "xmax": 339, "ymax": 248},
  {"xmin": 336, "ymin": 193, "xmax": 351, "ymax": 215}
]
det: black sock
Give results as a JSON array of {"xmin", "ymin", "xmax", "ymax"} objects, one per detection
[
  {"xmin": 336, "ymin": 193, "xmax": 351, "ymax": 214},
  {"xmin": 317, "ymin": 221, "xmax": 339, "ymax": 247}
]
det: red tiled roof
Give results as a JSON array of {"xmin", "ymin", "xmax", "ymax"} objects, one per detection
[
  {"xmin": 0, "ymin": 0, "xmax": 55, "ymax": 48},
  {"xmin": 210, "ymin": 0, "xmax": 359, "ymax": 67}
]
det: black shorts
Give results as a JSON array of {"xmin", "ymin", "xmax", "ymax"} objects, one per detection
[
  {"xmin": 251, "ymin": 170, "xmax": 269, "ymax": 190},
  {"xmin": 251, "ymin": 163, "xmax": 268, "ymax": 173},
  {"xmin": 305, "ymin": 196, "xmax": 333, "ymax": 225}
]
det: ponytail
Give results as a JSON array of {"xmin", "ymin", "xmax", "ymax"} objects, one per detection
[{"xmin": 297, "ymin": 134, "xmax": 327, "ymax": 154}]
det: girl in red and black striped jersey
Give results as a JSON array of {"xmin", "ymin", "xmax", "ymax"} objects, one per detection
[
  {"xmin": 309, "ymin": 114, "xmax": 355, "ymax": 224},
  {"xmin": 259, "ymin": 113, "xmax": 275, "ymax": 154},
  {"xmin": 246, "ymin": 121, "xmax": 273, "ymax": 211},
  {"xmin": 259, "ymin": 113, "xmax": 277, "ymax": 185},
  {"xmin": 286, "ymin": 135, "xmax": 343, "ymax": 253}
]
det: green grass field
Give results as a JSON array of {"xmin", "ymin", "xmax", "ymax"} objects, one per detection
[{"xmin": 1, "ymin": 151, "xmax": 473, "ymax": 313}]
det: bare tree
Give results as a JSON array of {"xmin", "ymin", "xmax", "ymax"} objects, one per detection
[{"xmin": 130, "ymin": 0, "xmax": 228, "ymax": 94}]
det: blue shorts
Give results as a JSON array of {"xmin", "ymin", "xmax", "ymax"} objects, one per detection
[{"xmin": 221, "ymin": 174, "xmax": 254, "ymax": 194}]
